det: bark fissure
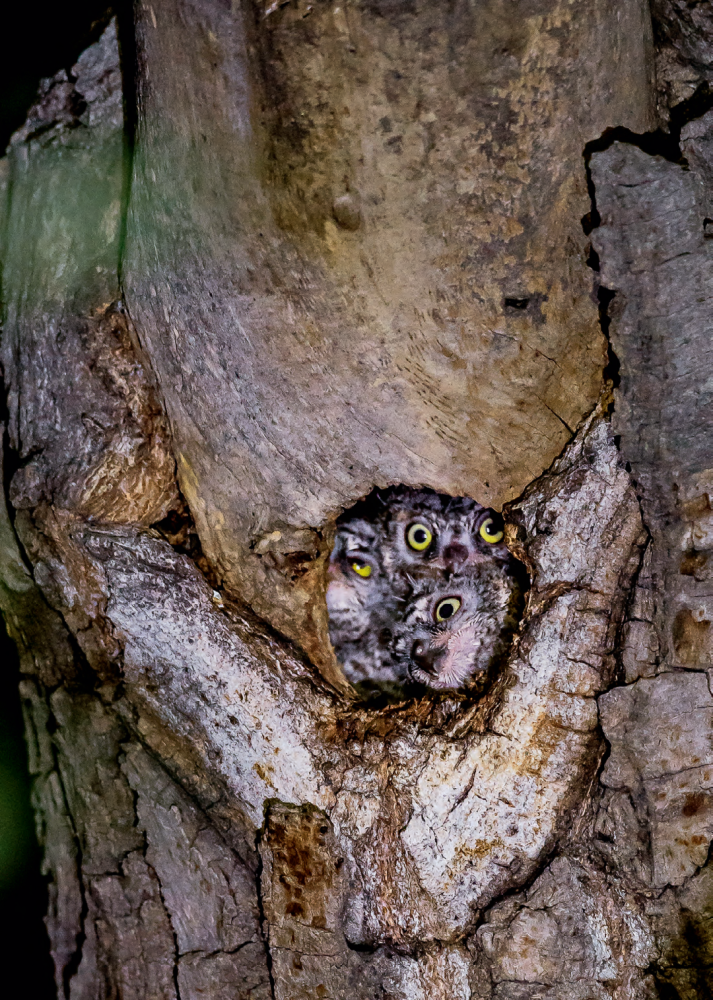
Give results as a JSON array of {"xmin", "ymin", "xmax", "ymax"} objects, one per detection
[
  {"xmin": 148, "ymin": 858, "xmax": 183, "ymax": 1000},
  {"xmin": 52, "ymin": 705, "xmax": 90, "ymax": 1000}
]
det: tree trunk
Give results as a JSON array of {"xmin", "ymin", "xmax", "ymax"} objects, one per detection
[{"xmin": 1, "ymin": 2, "xmax": 713, "ymax": 997}]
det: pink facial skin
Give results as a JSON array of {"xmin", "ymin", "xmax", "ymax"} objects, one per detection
[
  {"xmin": 393, "ymin": 569, "xmax": 516, "ymax": 690},
  {"xmin": 409, "ymin": 611, "xmax": 502, "ymax": 689}
]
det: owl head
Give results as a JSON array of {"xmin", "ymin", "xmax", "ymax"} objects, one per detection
[
  {"xmin": 390, "ymin": 565, "xmax": 520, "ymax": 690},
  {"xmin": 327, "ymin": 517, "xmax": 407, "ymax": 687},
  {"xmin": 326, "ymin": 517, "xmax": 405, "ymax": 645},
  {"xmin": 377, "ymin": 487, "xmax": 510, "ymax": 576}
]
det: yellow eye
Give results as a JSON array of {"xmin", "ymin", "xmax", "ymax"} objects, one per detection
[
  {"xmin": 479, "ymin": 517, "xmax": 504, "ymax": 544},
  {"xmin": 351, "ymin": 561, "xmax": 372, "ymax": 578},
  {"xmin": 435, "ymin": 597, "xmax": 461, "ymax": 622},
  {"xmin": 407, "ymin": 523, "xmax": 433, "ymax": 551}
]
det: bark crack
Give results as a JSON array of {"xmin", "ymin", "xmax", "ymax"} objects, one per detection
[
  {"xmin": 46, "ymin": 695, "xmax": 90, "ymax": 1000},
  {"xmin": 254, "ymin": 825, "xmax": 277, "ymax": 1000},
  {"xmin": 146, "ymin": 857, "xmax": 183, "ymax": 1000},
  {"xmin": 537, "ymin": 398, "xmax": 575, "ymax": 435},
  {"xmin": 582, "ymin": 86, "xmax": 713, "ymax": 428}
]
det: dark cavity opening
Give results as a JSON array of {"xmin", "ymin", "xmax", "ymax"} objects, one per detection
[
  {"xmin": 598, "ymin": 286, "xmax": 621, "ymax": 389},
  {"xmin": 327, "ymin": 485, "xmax": 528, "ymax": 705},
  {"xmin": 0, "ymin": 1, "xmax": 117, "ymax": 152}
]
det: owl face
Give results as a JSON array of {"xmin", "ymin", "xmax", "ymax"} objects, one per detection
[
  {"xmin": 379, "ymin": 488, "xmax": 510, "ymax": 576},
  {"xmin": 328, "ymin": 487, "xmax": 524, "ymax": 694},
  {"xmin": 327, "ymin": 517, "xmax": 407, "ymax": 686},
  {"xmin": 327, "ymin": 518, "xmax": 402, "ymax": 646},
  {"xmin": 390, "ymin": 567, "xmax": 518, "ymax": 690}
]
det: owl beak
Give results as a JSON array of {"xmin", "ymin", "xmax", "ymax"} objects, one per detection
[
  {"xmin": 410, "ymin": 640, "xmax": 444, "ymax": 679},
  {"xmin": 411, "ymin": 621, "xmax": 490, "ymax": 690},
  {"xmin": 441, "ymin": 540, "xmax": 470, "ymax": 569}
]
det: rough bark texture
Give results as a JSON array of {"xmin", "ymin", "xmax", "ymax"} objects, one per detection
[
  {"xmin": 1, "ymin": 3, "xmax": 713, "ymax": 998},
  {"xmin": 124, "ymin": 0, "xmax": 655, "ymax": 672}
]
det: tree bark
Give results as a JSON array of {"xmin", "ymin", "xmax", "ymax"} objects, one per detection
[{"xmin": 1, "ymin": 3, "xmax": 713, "ymax": 998}]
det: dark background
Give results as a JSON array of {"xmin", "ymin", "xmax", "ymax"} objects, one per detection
[
  {"xmin": 1, "ymin": 2, "xmax": 114, "ymax": 992},
  {"xmin": 0, "ymin": 2, "xmax": 113, "ymax": 150},
  {"xmin": 0, "ymin": 623, "xmax": 54, "ymax": 994}
]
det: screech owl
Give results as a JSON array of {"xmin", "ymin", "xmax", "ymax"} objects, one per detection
[
  {"xmin": 326, "ymin": 517, "xmax": 408, "ymax": 686},
  {"xmin": 327, "ymin": 487, "xmax": 524, "ymax": 693},
  {"xmin": 374, "ymin": 486, "xmax": 512, "ymax": 576},
  {"xmin": 390, "ymin": 565, "xmax": 521, "ymax": 690}
]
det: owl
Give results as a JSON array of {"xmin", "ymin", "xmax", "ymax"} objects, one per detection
[
  {"xmin": 374, "ymin": 486, "xmax": 512, "ymax": 576},
  {"xmin": 389, "ymin": 565, "xmax": 521, "ymax": 690},
  {"xmin": 327, "ymin": 487, "xmax": 523, "ymax": 693},
  {"xmin": 326, "ymin": 517, "xmax": 408, "ymax": 686}
]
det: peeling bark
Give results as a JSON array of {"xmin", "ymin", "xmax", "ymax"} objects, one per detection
[{"xmin": 2, "ymin": 4, "xmax": 713, "ymax": 998}]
